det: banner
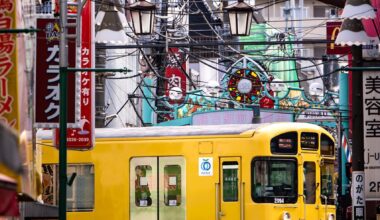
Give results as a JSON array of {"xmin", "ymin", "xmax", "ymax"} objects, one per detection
[{"xmin": 35, "ymin": 18, "xmax": 80, "ymax": 128}]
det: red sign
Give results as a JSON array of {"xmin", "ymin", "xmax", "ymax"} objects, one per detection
[
  {"xmin": 35, "ymin": 18, "xmax": 78, "ymax": 127},
  {"xmin": 55, "ymin": 0, "xmax": 94, "ymax": 149},
  {"xmin": 165, "ymin": 48, "xmax": 187, "ymax": 105},
  {"xmin": 326, "ymin": 21, "xmax": 350, "ymax": 55}
]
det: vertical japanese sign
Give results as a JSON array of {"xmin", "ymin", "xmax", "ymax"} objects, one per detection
[
  {"xmin": 55, "ymin": 0, "xmax": 94, "ymax": 149},
  {"xmin": 352, "ymin": 171, "xmax": 365, "ymax": 220},
  {"xmin": 363, "ymin": 71, "xmax": 380, "ymax": 200},
  {"xmin": 165, "ymin": 48, "xmax": 187, "ymax": 105},
  {"xmin": 326, "ymin": 21, "xmax": 350, "ymax": 55},
  {"xmin": 0, "ymin": 0, "xmax": 19, "ymax": 129},
  {"xmin": 35, "ymin": 18, "xmax": 80, "ymax": 128}
]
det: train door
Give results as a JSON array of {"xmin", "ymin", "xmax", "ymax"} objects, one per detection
[
  {"xmin": 219, "ymin": 157, "xmax": 241, "ymax": 220},
  {"xmin": 302, "ymin": 161, "xmax": 319, "ymax": 220},
  {"xmin": 130, "ymin": 157, "xmax": 186, "ymax": 220}
]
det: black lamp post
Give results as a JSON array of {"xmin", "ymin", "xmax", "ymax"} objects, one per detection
[
  {"xmin": 224, "ymin": 0, "xmax": 253, "ymax": 36},
  {"xmin": 129, "ymin": 0, "xmax": 156, "ymax": 35}
]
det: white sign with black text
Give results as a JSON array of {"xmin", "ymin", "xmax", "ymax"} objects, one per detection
[{"xmin": 363, "ymin": 71, "xmax": 380, "ymax": 200}]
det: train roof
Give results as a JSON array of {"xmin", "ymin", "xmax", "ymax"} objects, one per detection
[{"xmin": 36, "ymin": 122, "xmax": 329, "ymax": 140}]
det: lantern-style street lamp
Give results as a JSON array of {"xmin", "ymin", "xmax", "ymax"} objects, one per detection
[
  {"xmin": 129, "ymin": 0, "xmax": 156, "ymax": 35},
  {"xmin": 224, "ymin": 0, "xmax": 254, "ymax": 36}
]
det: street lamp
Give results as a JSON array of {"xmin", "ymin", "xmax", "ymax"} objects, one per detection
[
  {"xmin": 335, "ymin": 0, "xmax": 375, "ymax": 219},
  {"xmin": 224, "ymin": 0, "xmax": 254, "ymax": 36},
  {"xmin": 129, "ymin": 0, "xmax": 156, "ymax": 35},
  {"xmin": 95, "ymin": 1, "xmax": 129, "ymax": 44}
]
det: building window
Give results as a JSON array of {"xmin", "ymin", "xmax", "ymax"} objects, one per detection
[{"xmin": 313, "ymin": 5, "xmax": 335, "ymax": 18}]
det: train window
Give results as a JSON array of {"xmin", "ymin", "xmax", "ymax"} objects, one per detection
[
  {"xmin": 321, "ymin": 134, "xmax": 334, "ymax": 156},
  {"xmin": 320, "ymin": 160, "xmax": 335, "ymax": 205},
  {"xmin": 41, "ymin": 164, "xmax": 94, "ymax": 211},
  {"xmin": 222, "ymin": 162, "xmax": 239, "ymax": 202},
  {"xmin": 303, "ymin": 162, "xmax": 316, "ymax": 204},
  {"xmin": 135, "ymin": 165, "xmax": 153, "ymax": 207},
  {"xmin": 270, "ymin": 132, "xmax": 298, "ymax": 154},
  {"xmin": 251, "ymin": 158, "xmax": 297, "ymax": 203},
  {"xmin": 301, "ymin": 132, "xmax": 318, "ymax": 150},
  {"xmin": 164, "ymin": 165, "xmax": 181, "ymax": 206}
]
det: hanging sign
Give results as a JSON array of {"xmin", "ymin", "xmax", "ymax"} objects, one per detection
[
  {"xmin": 35, "ymin": 18, "xmax": 80, "ymax": 128},
  {"xmin": 165, "ymin": 48, "xmax": 187, "ymax": 104},
  {"xmin": 55, "ymin": 0, "xmax": 94, "ymax": 149}
]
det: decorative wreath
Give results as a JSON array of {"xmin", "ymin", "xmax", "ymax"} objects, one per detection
[{"xmin": 228, "ymin": 69, "xmax": 262, "ymax": 104}]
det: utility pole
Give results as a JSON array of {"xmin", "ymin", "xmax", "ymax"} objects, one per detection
[
  {"xmin": 59, "ymin": 0, "xmax": 68, "ymax": 219},
  {"xmin": 351, "ymin": 45, "xmax": 366, "ymax": 220}
]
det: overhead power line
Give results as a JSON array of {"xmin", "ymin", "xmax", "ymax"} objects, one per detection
[{"xmin": 96, "ymin": 39, "xmax": 333, "ymax": 49}]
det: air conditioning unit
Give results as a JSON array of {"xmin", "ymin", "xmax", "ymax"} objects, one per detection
[{"xmin": 326, "ymin": 8, "xmax": 337, "ymax": 18}]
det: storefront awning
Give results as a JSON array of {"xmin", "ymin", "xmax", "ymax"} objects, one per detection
[{"xmin": 0, "ymin": 175, "xmax": 19, "ymax": 217}]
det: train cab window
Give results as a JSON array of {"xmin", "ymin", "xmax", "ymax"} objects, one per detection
[
  {"xmin": 303, "ymin": 162, "xmax": 316, "ymax": 204},
  {"xmin": 164, "ymin": 165, "xmax": 181, "ymax": 206},
  {"xmin": 222, "ymin": 162, "xmax": 239, "ymax": 202},
  {"xmin": 320, "ymin": 160, "xmax": 335, "ymax": 205},
  {"xmin": 135, "ymin": 165, "xmax": 153, "ymax": 207},
  {"xmin": 251, "ymin": 158, "xmax": 297, "ymax": 203},
  {"xmin": 41, "ymin": 164, "xmax": 94, "ymax": 211},
  {"xmin": 301, "ymin": 132, "xmax": 318, "ymax": 150},
  {"xmin": 321, "ymin": 134, "xmax": 335, "ymax": 156},
  {"xmin": 270, "ymin": 132, "xmax": 298, "ymax": 154}
]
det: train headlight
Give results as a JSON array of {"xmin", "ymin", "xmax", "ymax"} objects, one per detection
[
  {"xmin": 282, "ymin": 211, "xmax": 291, "ymax": 220},
  {"xmin": 328, "ymin": 213, "xmax": 335, "ymax": 220}
]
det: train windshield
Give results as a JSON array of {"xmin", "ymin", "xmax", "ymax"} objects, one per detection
[{"xmin": 251, "ymin": 157, "xmax": 297, "ymax": 203}]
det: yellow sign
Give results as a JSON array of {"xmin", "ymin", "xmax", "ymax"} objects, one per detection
[{"xmin": 0, "ymin": 0, "xmax": 19, "ymax": 130}]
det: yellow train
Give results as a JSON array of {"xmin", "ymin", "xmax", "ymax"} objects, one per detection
[{"xmin": 38, "ymin": 122, "xmax": 336, "ymax": 220}]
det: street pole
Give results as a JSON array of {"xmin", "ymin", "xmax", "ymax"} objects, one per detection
[
  {"xmin": 351, "ymin": 45, "xmax": 366, "ymax": 220},
  {"xmin": 59, "ymin": 0, "xmax": 68, "ymax": 219}
]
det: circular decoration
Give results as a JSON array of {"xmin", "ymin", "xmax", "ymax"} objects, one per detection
[{"xmin": 228, "ymin": 69, "xmax": 262, "ymax": 104}]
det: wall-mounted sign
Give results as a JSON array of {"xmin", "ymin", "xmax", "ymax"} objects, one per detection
[
  {"xmin": 0, "ymin": 1, "xmax": 19, "ymax": 129},
  {"xmin": 35, "ymin": 18, "xmax": 80, "ymax": 128},
  {"xmin": 326, "ymin": 21, "xmax": 350, "ymax": 55},
  {"xmin": 362, "ymin": 71, "xmax": 380, "ymax": 199}
]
